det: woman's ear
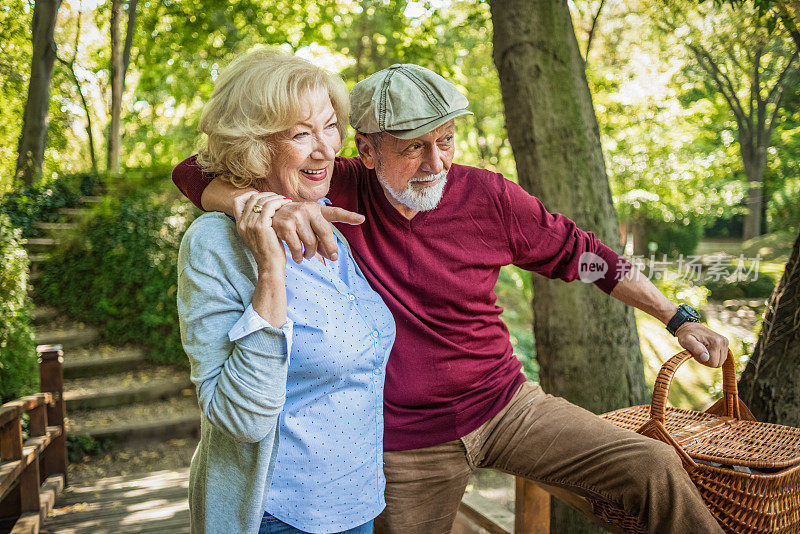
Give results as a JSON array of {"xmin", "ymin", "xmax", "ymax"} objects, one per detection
[{"xmin": 355, "ymin": 134, "xmax": 377, "ymax": 170}]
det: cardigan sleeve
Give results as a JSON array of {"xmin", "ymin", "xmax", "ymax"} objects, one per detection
[{"xmin": 177, "ymin": 217, "xmax": 289, "ymax": 443}]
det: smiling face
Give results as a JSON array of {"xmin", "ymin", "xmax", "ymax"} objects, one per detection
[
  {"xmin": 261, "ymin": 88, "xmax": 342, "ymax": 202},
  {"xmin": 356, "ymin": 121, "xmax": 456, "ymax": 219}
]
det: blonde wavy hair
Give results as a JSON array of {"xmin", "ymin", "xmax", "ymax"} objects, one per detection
[{"xmin": 197, "ymin": 47, "xmax": 349, "ymax": 189}]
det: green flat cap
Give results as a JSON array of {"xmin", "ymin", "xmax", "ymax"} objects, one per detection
[{"xmin": 350, "ymin": 64, "xmax": 473, "ymax": 139}]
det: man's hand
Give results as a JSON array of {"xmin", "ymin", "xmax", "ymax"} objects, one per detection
[
  {"xmin": 675, "ymin": 322, "xmax": 729, "ymax": 367},
  {"xmin": 267, "ymin": 201, "xmax": 365, "ymax": 262}
]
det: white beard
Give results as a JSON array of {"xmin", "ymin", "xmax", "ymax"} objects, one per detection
[{"xmin": 376, "ymin": 169, "xmax": 447, "ymax": 212}]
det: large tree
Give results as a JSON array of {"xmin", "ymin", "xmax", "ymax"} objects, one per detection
[
  {"xmin": 491, "ymin": 1, "xmax": 647, "ymax": 531},
  {"xmin": 659, "ymin": 1, "xmax": 799, "ymax": 239},
  {"xmin": 15, "ymin": 0, "xmax": 62, "ymax": 186},
  {"xmin": 739, "ymin": 232, "xmax": 800, "ymax": 425}
]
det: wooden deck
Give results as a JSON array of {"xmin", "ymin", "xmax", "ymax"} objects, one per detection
[{"xmin": 43, "ymin": 469, "xmax": 190, "ymax": 533}]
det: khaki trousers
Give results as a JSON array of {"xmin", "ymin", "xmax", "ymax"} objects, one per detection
[{"xmin": 374, "ymin": 382, "xmax": 722, "ymax": 534}]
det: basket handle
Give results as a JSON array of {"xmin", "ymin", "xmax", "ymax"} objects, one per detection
[{"xmin": 649, "ymin": 349, "xmax": 739, "ymax": 424}]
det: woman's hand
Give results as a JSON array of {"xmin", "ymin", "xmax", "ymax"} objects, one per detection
[{"xmin": 236, "ymin": 193, "xmax": 293, "ymax": 275}]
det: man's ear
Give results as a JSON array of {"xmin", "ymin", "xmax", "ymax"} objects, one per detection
[{"xmin": 355, "ymin": 134, "xmax": 377, "ymax": 170}]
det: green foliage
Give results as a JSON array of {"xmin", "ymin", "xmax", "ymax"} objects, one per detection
[
  {"xmin": 0, "ymin": 172, "xmax": 97, "ymax": 237},
  {"xmin": 645, "ymin": 219, "xmax": 705, "ymax": 257},
  {"xmin": 767, "ymin": 177, "xmax": 800, "ymax": 233},
  {"xmin": 0, "ymin": 213, "xmax": 37, "ymax": 402},
  {"xmin": 67, "ymin": 434, "xmax": 111, "ymax": 462},
  {"xmin": 495, "ymin": 265, "xmax": 538, "ymax": 382},
  {"xmin": 0, "ymin": 1, "xmax": 32, "ymax": 191},
  {"xmin": 38, "ymin": 176, "xmax": 197, "ymax": 364},
  {"xmin": 653, "ymin": 275, "xmax": 711, "ymax": 311},
  {"xmin": 705, "ymin": 270, "xmax": 777, "ymax": 299}
]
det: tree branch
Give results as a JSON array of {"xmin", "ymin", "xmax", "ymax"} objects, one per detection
[
  {"xmin": 774, "ymin": 0, "xmax": 800, "ymax": 52},
  {"xmin": 584, "ymin": 0, "xmax": 606, "ymax": 66},
  {"xmin": 686, "ymin": 43, "xmax": 750, "ymax": 132},
  {"xmin": 121, "ymin": 0, "xmax": 138, "ymax": 92},
  {"xmin": 766, "ymin": 49, "xmax": 798, "ymax": 105}
]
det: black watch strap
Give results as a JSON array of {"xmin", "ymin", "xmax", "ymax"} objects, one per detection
[{"xmin": 667, "ymin": 304, "xmax": 700, "ymax": 336}]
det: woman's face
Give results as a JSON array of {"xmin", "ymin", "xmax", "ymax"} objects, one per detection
[{"xmin": 263, "ymin": 89, "xmax": 342, "ymax": 202}]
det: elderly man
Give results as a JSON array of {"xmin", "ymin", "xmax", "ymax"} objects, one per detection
[{"xmin": 173, "ymin": 64, "xmax": 726, "ymax": 533}]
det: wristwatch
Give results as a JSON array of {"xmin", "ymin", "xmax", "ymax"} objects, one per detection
[{"xmin": 666, "ymin": 304, "xmax": 701, "ymax": 336}]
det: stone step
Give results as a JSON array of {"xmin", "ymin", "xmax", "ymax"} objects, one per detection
[
  {"xmin": 29, "ymin": 269, "xmax": 41, "ymax": 282},
  {"xmin": 35, "ymin": 326, "xmax": 100, "ymax": 350},
  {"xmin": 64, "ymin": 347, "xmax": 148, "ymax": 379},
  {"xmin": 68, "ymin": 395, "xmax": 200, "ymax": 446},
  {"xmin": 32, "ymin": 305, "xmax": 59, "ymax": 325},
  {"xmin": 57, "ymin": 207, "xmax": 88, "ymax": 217},
  {"xmin": 34, "ymin": 221, "xmax": 76, "ymax": 232},
  {"xmin": 65, "ymin": 369, "xmax": 194, "ymax": 411},
  {"xmin": 29, "ymin": 253, "xmax": 50, "ymax": 263},
  {"xmin": 79, "ymin": 195, "xmax": 102, "ymax": 204},
  {"xmin": 81, "ymin": 414, "xmax": 200, "ymax": 446},
  {"xmin": 24, "ymin": 237, "xmax": 60, "ymax": 253}
]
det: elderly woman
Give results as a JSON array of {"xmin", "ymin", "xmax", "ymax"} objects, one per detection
[{"xmin": 177, "ymin": 48, "xmax": 395, "ymax": 534}]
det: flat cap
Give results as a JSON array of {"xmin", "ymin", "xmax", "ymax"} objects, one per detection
[{"xmin": 350, "ymin": 64, "xmax": 473, "ymax": 139}]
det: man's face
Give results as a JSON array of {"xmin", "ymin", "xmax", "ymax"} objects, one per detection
[{"xmin": 361, "ymin": 121, "xmax": 456, "ymax": 214}]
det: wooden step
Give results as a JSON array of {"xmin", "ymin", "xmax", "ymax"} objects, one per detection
[
  {"xmin": 33, "ymin": 221, "xmax": 76, "ymax": 232},
  {"xmin": 35, "ymin": 326, "xmax": 99, "ymax": 350},
  {"xmin": 79, "ymin": 196, "xmax": 102, "ymax": 204},
  {"xmin": 43, "ymin": 470, "xmax": 190, "ymax": 533},
  {"xmin": 75, "ymin": 414, "xmax": 200, "ymax": 446},
  {"xmin": 65, "ymin": 379, "xmax": 195, "ymax": 411},
  {"xmin": 64, "ymin": 348, "xmax": 148, "ymax": 379}
]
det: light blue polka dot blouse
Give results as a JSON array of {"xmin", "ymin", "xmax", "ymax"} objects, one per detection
[{"xmin": 231, "ymin": 213, "xmax": 395, "ymax": 533}]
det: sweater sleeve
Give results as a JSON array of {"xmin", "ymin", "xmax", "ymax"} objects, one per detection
[
  {"xmin": 502, "ymin": 179, "xmax": 630, "ymax": 294},
  {"xmin": 173, "ymin": 155, "xmax": 213, "ymax": 211},
  {"xmin": 177, "ymin": 219, "xmax": 289, "ymax": 443}
]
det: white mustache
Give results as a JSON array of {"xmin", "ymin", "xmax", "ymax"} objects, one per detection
[{"xmin": 409, "ymin": 171, "xmax": 447, "ymax": 183}]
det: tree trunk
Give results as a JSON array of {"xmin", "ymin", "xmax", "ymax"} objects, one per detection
[
  {"xmin": 491, "ymin": 1, "xmax": 647, "ymax": 532},
  {"xmin": 108, "ymin": 0, "xmax": 124, "ymax": 174},
  {"xmin": 121, "ymin": 0, "xmax": 138, "ymax": 91},
  {"xmin": 15, "ymin": 0, "xmax": 62, "ymax": 186},
  {"xmin": 740, "ymin": 139, "xmax": 766, "ymax": 240},
  {"xmin": 738, "ymin": 231, "xmax": 800, "ymax": 425}
]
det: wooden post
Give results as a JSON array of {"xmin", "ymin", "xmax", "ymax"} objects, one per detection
[
  {"xmin": 29, "ymin": 403, "xmax": 47, "ymax": 437},
  {"xmin": 515, "ymin": 478, "xmax": 550, "ymax": 534},
  {"xmin": 37, "ymin": 345, "xmax": 67, "ymax": 485}
]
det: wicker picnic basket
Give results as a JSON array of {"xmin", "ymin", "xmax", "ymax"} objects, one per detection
[{"xmin": 598, "ymin": 349, "xmax": 800, "ymax": 534}]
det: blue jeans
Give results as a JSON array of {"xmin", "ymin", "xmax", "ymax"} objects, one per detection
[{"xmin": 258, "ymin": 511, "xmax": 373, "ymax": 534}]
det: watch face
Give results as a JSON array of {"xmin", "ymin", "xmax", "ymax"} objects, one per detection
[{"xmin": 681, "ymin": 304, "xmax": 701, "ymax": 320}]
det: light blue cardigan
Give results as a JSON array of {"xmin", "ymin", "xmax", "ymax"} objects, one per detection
[{"xmin": 177, "ymin": 213, "xmax": 291, "ymax": 534}]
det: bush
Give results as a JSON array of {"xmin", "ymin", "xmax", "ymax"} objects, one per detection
[
  {"xmin": 0, "ymin": 172, "xmax": 98, "ymax": 237},
  {"xmin": 67, "ymin": 434, "xmax": 111, "ymax": 462},
  {"xmin": 644, "ymin": 219, "xmax": 704, "ymax": 258},
  {"xmin": 705, "ymin": 271, "xmax": 776, "ymax": 300},
  {"xmin": 767, "ymin": 178, "xmax": 800, "ymax": 234},
  {"xmin": 0, "ymin": 213, "xmax": 37, "ymax": 402},
  {"xmin": 38, "ymin": 190, "xmax": 198, "ymax": 364}
]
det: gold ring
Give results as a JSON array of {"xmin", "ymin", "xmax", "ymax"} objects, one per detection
[{"xmin": 253, "ymin": 204, "xmax": 263, "ymax": 213}]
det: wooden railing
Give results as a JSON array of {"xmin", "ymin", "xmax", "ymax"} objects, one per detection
[
  {"xmin": 458, "ymin": 477, "xmax": 595, "ymax": 533},
  {"xmin": 0, "ymin": 345, "xmax": 67, "ymax": 534}
]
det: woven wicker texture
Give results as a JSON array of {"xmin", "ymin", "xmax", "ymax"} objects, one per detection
[{"xmin": 598, "ymin": 350, "xmax": 800, "ymax": 534}]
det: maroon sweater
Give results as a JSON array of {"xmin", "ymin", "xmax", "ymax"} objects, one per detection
[{"xmin": 173, "ymin": 156, "xmax": 628, "ymax": 450}]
